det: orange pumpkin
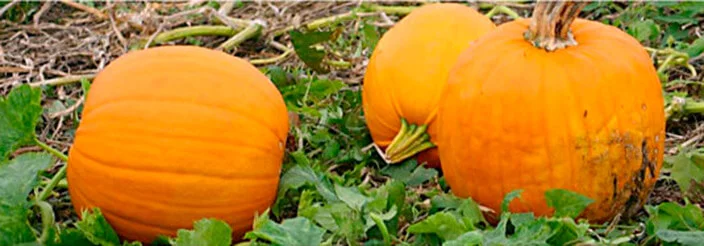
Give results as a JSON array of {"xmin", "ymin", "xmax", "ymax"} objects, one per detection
[
  {"xmin": 67, "ymin": 45, "xmax": 289, "ymax": 242},
  {"xmin": 362, "ymin": 3, "xmax": 495, "ymax": 167},
  {"xmin": 438, "ymin": 1, "xmax": 665, "ymax": 222}
]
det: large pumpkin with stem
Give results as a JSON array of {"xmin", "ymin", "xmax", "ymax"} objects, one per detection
[
  {"xmin": 362, "ymin": 3, "xmax": 495, "ymax": 167},
  {"xmin": 438, "ymin": 1, "xmax": 665, "ymax": 222},
  {"xmin": 67, "ymin": 45, "xmax": 289, "ymax": 243}
]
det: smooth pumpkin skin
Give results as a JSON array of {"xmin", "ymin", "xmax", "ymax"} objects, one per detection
[
  {"xmin": 438, "ymin": 18, "xmax": 665, "ymax": 222},
  {"xmin": 67, "ymin": 45, "xmax": 288, "ymax": 243},
  {"xmin": 362, "ymin": 3, "xmax": 495, "ymax": 168}
]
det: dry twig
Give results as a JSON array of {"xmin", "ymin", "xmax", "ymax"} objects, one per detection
[{"xmin": 59, "ymin": 0, "xmax": 108, "ymax": 20}]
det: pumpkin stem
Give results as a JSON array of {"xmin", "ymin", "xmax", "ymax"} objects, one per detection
[
  {"xmin": 524, "ymin": 1, "xmax": 588, "ymax": 51},
  {"xmin": 382, "ymin": 118, "xmax": 435, "ymax": 164}
]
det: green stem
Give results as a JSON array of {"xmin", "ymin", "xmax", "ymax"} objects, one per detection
[
  {"xmin": 38, "ymin": 165, "xmax": 67, "ymax": 201},
  {"xmin": 383, "ymin": 118, "xmax": 435, "ymax": 164},
  {"xmin": 28, "ymin": 74, "xmax": 95, "ymax": 88},
  {"xmin": 149, "ymin": 25, "xmax": 240, "ymax": 46},
  {"xmin": 34, "ymin": 138, "xmax": 69, "ymax": 201},
  {"xmin": 370, "ymin": 213, "xmax": 391, "ymax": 246},
  {"xmin": 34, "ymin": 198, "xmax": 55, "ymax": 244},
  {"xmin": 34, "ymin": 138, "xmax": 68, "ymax": 161},
  {"xmin": 657, "ymin": 54, "xmax": 676, "ymax": 74},
  {"xmin": 684, "ymin": 100, "xmax": 704, "ymax": 114},
  {"xmin": 41, "ymin": 178, "xmax": 68, "ymax": 189},
  {"xmin": 218, "ymin": 21, "xmax": 263, "ymax": 51},
  {"xmin": 485, "ymin": 5, "xmax": 520, "ymax": 19},
  {"xmin": 250, "ymin": 49, "xmax": 294, "ymax": 65},
  {"xmin": 645, "ymin": 47, "xmax": 697, "ymax": 77},
  {"xmin": 367, "ymin": 4, "xmax": 417, "ymax": 15},
  {"xmin": 273, "ymin": 12, "xmax": 357, "ymax": 37},
  {"xmin": 324, "ymin": 59, "xmax": 351, "ymax": 68}
]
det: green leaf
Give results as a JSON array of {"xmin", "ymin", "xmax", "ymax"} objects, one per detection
[
  {"xmin": 0, "ymin": 84, "xmax": 43, "ymax": 161},
  {"xmin": 645, "ymin": 201, "xmax": 704, "ymax": 235},
  {"xmin": 74, "ymin": 208, "xmax": 121, "ymax": 246},
  {"xmin": 652, "ymin": 14, "xmax": 697, "ymax": 24},
  {"xmin": 278, "ymin": 164, "xmax": 338, "ymax": 202},
  {"xmin": 407, "ymin": 212, "xmax": 468, "ymax": 241},
  {"xmin": 669, "ymin": 151, "xmax": 704, "ymax": 194},
  {"xmin": 334, "ymin": 184, "xmax": 368, "ymax": 211},
  {"xmin": 685, "ymin": 38, "xmax": 704, "ymax": 59},
  {"xmin": 290, "ymin": 29, "xmax": 335, "ymax": 73},
  {"xmin": 544, "ymin": 217, "xmax": 590, "ymax": 245},
  {"xmin": 174, "ymin": 219, "xmax": 232, "ymax": 246},
  {"xmin": 501, "ymin": 190, "xmax": 523, "ymax": 214},
  {"xmin": 245, "ymin": 217, "xmax": 325, "ymax": 246},
  {"xmin": 0, "ymin": 152, "xmax": 53, "ymax": 246},
  {"xmin": 47, "ymin": 229, "xmax": 94, "ymax": 246},
  {"xmin": 282, "ymin": 78, "xmax": 345, "ymax": 104},
  {"xmin": 442, "ymin": 231, "xmax": 482, "ymax": 246},
  {"xmin": 360, "ymin": 23, "xmax": 379, "ymax": 51},
  {"xmin": 265, "ymin": 66, "xmax": 291, "ymax": 88},
  {"xmin": 457, "ymin": 199, "xmax": 487, "ymax": 229},
  {"xmin": 656, "ymin": 229, "xmax": 704, "ymax": 246},
  {"xmin": 430, "ymin": 194, "xmax": 463, "ymax": 213},
  {"xmin": 81, "ymin": 78, "xmax": 92, "ymax": 95},
  {"xmin": 381, "ymin": 160, "xmax": 438, "ymax": 186},
  {"xmin": 0, "ymin": 152, "xmax": 53, "ymax": 203},
  {"xmin": 627, "ymin": 19, "xmax": 660, "ymax": 43},
  {"xmin": 544, "ymin": 189, "xmax": 594, "ymax": 219},
  {"xmin": 322, "ymin": 140, "xmax": 341, "ymax": 160}
]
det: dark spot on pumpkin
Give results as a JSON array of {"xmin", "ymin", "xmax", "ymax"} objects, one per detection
[
  {"xmin": 612, "ymin": 176, "xmax": 618, "ymax": 201},
  {"xmin": 583, "ymin": 110, "xmax": 588, "ymax": 118},
  {"xmin": 642, "ymin": 140, "xmax": 655, "ymax": 178},
  {"xmin": 641, "ymin": 103, "xmax": 647, "ymax": 110}
]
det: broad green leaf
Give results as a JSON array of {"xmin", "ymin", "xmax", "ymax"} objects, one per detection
[
  {"xmin": 685, "ymin": 38, "xmax": 704, "ymax": 59},
  {"xmin": 0, "ymin": 152, "xmax": 53, "ymax": 246},
  {"xmin": 322, "ymin": 140, "xmax": 341, "ymax": 160},
  {"xmin": 265, "ymin": 66, "xmax": 292, "ymax": 88},
  {"xmin": 652, "ymin": 14, "xmax": 697, "ymax": 24},
  {"xmin": 668, "ymin": 151, "xmax": 704, "ymax": 194},
  {"xmin": 278, "ymin": 165, "xmax": 338, "ymax": 202},
  {"xmin": 442, "ymin": 231, "xmax": 482, "ymax": 246},
  {"xmin": 360, "ymin": 23, "xmax": 379, "ymax": 51},
  {"xmin": 407, "ymin": 212, "xmax": 467, "ymax": 241},
  {"xmin": 430, "ymin": 193, "xmax": 463, "ymax": 213},
  {"xmin": 290, "ymin": 29, "xmax": 335, "ymax": 73},
  {"xmin": 501, "ymin": 190, "xmax": 523, "ymax": 214},
  {"xmin": 544, "ymin": 218, "xmax": 590, "ymax": 245},
  {"xmin": 457, "ymin": 199, "xmax": 487, "ymax": 229},
  {"xmin": 627, "ymin": 19, "xmax": 660, "ymax": 43},
  {"xmin": 245, "ymin": 217, "xmax": 325, "ymax": 246},
  {"xmin": 282, "ymin": 78, "xmax": 345, "ymax": 104},
  {"xmin": 334, "ymin": 184, "xmax": 368, "ymax": 211},
  {"xmin": 544, "ymin": 189, "xmax": 594, "ymax": 219},
  {"xmin": 380, "ymin": 160, "xmax": 437, "ymax": 186},
  {"xmin": 509, "ymin": 213, "xmax": 535, "ymax": 229},
  {"xmin": 645, "ymin": 201, "xmax": 704, "ymax": 235},
  {"xmin": 482, "ymin": 214, "xmax": 510, "ymax": 245},
  {"xmin": 656, "ymin": 229, "xmax": 704, "ymax": 246},
  {"xmin": 0, "ymin": 152, "xmax": 53, "ymax": 203},
  {"xmin": 46, "ymin": 229, "xmax": 94, "ymax": 246},
  {"xmin": 174, "ymin": 219, "xmax": 232, "ymax": 246},
  {"xmin": 74, "ymin": 208, "xmax": 121, "ymax": 246},
  {"xmin": 0, "ymin": 84, "xmax": 43, "ymax": 161},
  {"xmin": 330, "ymin": 205, "xmax": 366, "ymax": 243}
]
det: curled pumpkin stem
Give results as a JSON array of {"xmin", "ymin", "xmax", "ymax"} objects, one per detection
[
  {"xmin": 382, "ymin": 118, "xmax": 435, "ymax": 164},
  {"xmin": 524, "ymin": 1, "xmax": 588, "ymax": 51}
]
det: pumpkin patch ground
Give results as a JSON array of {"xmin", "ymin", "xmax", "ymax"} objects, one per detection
[{"xmin": 1, "ymin": 1, "xmax": 703, "ymax": 246}]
